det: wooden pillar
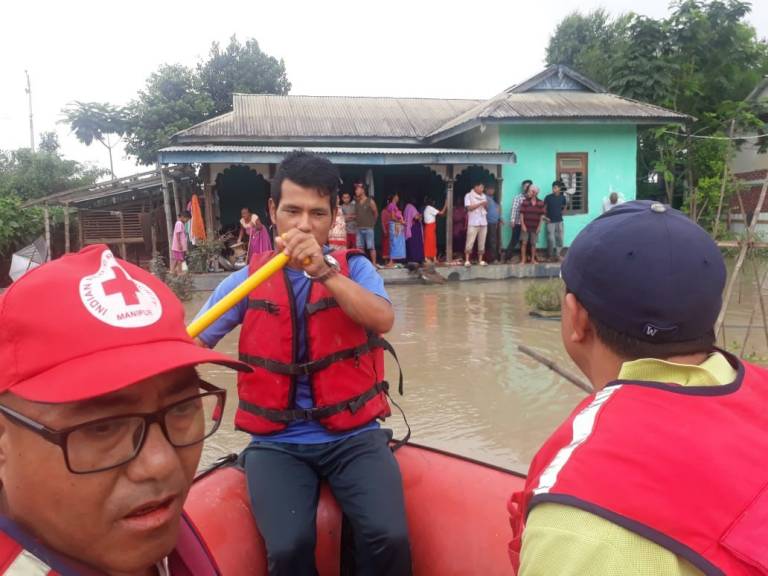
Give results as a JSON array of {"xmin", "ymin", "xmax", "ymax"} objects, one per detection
[
  {"xmin": 199, "ymin": 164, "xmax": 215, "ymax": 239},
  {"xmin": 63, "ymin": 203, "xmax": 71, "ymax": 254},
  {"xmin": 496, "ymin": 176, "xmax": 504, "ymax": 250},
  {"xmin": 43, "ymin": 204, "xmax": 51, "ymax": 261},
  {"xmin": 118, "ymin": 211, "xmax": 127, "ymax": 259},
  {"xmin": 77, "ymin": 208, "xmax": 84, "ymax": 250},
  {"xmin": 445, "ymin": 169, "xmax": 455, "ymax": 263},
  {"xmin": 171, "ymin": 179, "xmax": 181, "ymax": 219},
  {"xmin": 158, "ymin": 165, "xmax": 174, "ymax": 262},
  {"xmin": 151, "ymin": 218, "xmax": 158, "ymax": 257}
]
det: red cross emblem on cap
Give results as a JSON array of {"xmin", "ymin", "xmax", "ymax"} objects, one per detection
[{"xmin": 102, "ymin": 267, "xmax": 140, "ymax": 306}]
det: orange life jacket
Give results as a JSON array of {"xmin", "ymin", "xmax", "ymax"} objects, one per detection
[
  {"xmin": 235, "ymin": 249, "xmax": 400, "ymax": 435},
  {"xmin": 508, "ymin": 354, "xmax": 768, "ymax": 576}
]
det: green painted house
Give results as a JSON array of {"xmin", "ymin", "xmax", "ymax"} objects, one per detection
[{"xmin": 160, "ymin": 65, "xmax": 685, "ymax": 258}]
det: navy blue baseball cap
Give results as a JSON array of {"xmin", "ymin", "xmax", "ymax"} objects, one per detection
[{"xmin": 561, "ymin": 200, "xmax": 726, "ymax": 343}]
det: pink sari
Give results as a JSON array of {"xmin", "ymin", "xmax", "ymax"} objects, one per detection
[{"xmin": 242, "ymin": 215, "xmax": 272, "ymax": 262}]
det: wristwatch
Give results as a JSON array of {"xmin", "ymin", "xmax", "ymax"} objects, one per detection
[{"xmin": 304, "ymin": 254, "xmax": 341, "ymax": 282}]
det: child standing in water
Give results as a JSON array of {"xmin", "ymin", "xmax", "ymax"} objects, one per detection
[{"xmin": 170, "ymin": 210, "xmax": 190, "ymax": 275}]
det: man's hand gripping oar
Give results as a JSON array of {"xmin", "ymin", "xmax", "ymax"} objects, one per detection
[{"xmin": 186, "ymin": 235, "xmax": 311, "ymax": 340}]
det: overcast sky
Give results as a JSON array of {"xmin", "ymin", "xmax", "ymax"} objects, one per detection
[{"xmin": 2, "ymin": 0, "xmax": 766, "ymax": 177}]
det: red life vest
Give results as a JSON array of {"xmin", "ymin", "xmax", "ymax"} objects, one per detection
[
  {"xmin": 0, "ymin": 512, "xmax": 220, "ymax": 575},
  {"xmin": 235, "ymin": 249, "xmax": 398, "ymax": 435},
  {"xmin": 508, "ymin": 354, "xmax": 768, "ymax": 576}
]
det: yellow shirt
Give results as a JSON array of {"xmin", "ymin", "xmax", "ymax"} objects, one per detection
[{"xmin": 519, "ymin": 353, "xmax": 737, "ymax": 576}]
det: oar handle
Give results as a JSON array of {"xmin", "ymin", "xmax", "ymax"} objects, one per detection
[{"xmin": 186, "ymin": 253, "xmax": 290, "ymax": 338}]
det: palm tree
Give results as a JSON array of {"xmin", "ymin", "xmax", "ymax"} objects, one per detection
[{"xmin": 61, "ymin": 102, "xmax": 126, "ymax": 179}]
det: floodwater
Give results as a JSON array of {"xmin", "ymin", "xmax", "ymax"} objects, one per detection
[{"xmin": 186, "ymin": 267, "xmax": 768, "ymax": 472}]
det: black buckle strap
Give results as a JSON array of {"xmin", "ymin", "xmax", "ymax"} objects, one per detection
[
  {"xmin": 305, "ymin": 297, "xmax": 339, "ymax": 316},
  {"xmin": 238, "ymin": 381, "xmax": 390, "ymax": 423},
  {"xmin": 248, "ymin": 299, "xmax": 280, "ymax": 314},
  {"xmin": 240, "ymin": 334, "xmax": 387, "ymax": 377},
  {"xmin": 239, "ymin": 335, "xmax": 403, "ymax": 396}
]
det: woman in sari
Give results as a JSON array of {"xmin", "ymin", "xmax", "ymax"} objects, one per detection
[
  {"xmin": 404, "ymin": 199, "xmax": 424, "ymax": 264},
  {"xmin": 423, "ymin": 198, "xmax": 447, "ymax": 263},
  {"xmin": 238, "ymin": 207, "xmax": 272, "ymax": 262},
  {"xmin": 380, "ymin": 196, "xmax": 391, "ymax": 262},
  {"xmin": 385, "ymin": 193, "xmax": 406, "ymax": 267},
  {"xmin": 328, "ymin": 201, "xmax": 347, "ymax": 250}
]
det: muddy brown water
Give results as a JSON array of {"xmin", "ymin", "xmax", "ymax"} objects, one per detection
[{"xmin": 187, "ymin": 271, "xmax": 768, "ymax": 471}]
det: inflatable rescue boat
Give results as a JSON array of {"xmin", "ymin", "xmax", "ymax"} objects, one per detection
[{"xmin": 186, "ymin": 442, "xmax": 525, "ymax": 575}]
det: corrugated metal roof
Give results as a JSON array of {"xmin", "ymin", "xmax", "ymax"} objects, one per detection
[
  {"xmin": 429, "ymin": 92, "xmax": 690, "ymax": 139},
  {"xmin": 160, "ymin": 145, "xmax": 506, "ymax": 155},
  {"xmin": 175, "ymin": 94, "xmax": 480, "ymax": 142},
  {"xmin": 23, "ymin": 167, "xmax": 195, "ymax": 207},
  {"xmin": 158, "ymin": 145, "xmax": 516, "ymax": 167},
  {"xmin": 173, "ymin": 65, "xmax": 688, "ymax": 145}
]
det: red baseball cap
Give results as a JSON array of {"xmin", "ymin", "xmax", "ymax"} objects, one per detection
[{"xmin": 0, "ymin": 245, "xmax": 248, "ymax": 403}]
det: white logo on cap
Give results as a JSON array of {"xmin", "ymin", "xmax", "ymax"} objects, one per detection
[{"xmin": 79, "ymin": 250, "xmax": 162, "ymax": 328}]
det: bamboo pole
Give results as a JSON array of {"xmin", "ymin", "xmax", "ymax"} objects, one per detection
[
  {"xmin": 518, "ymin": 345, "xmax": 593, "ymax": 394},
  {"xmin": 715, "ymin": 175, "xmax": 768, "ymax": 337},
  {"xmin": 158, "ymin": 165, "xmax": 174, "ymax": 264},
  {"xmin": 712, "ymin": 119, "xmax": 735, "ymax": 238}
]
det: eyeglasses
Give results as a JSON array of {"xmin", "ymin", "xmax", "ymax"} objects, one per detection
[{"xmin": 0, "ymin": 381, "xmax": 226, "ymax": 474}]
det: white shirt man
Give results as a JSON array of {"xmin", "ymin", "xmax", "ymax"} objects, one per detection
[{"xmin": 464, "ymin": 183, "xmax": 488, "ymax": 267}]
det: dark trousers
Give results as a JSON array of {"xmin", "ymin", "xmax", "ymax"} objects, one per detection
[
  {"xmin": 485, "ymin": 222, "xmax": 500, "ymax": 262},
  {"xmin": 243, "ymin": 429, "xmax": 412, "ymax": 576},
  {"xmin": 504, "ymin": 225, "xmax": 522, "ymax": 260}
]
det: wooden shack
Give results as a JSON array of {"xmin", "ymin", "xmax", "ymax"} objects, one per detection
[{"xmin": 23, "ymin": 166, "xmax": 199, "ymax": 266}]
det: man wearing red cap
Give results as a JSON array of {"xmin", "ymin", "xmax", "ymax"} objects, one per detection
[
  {"xmin": 0, "ymin": 245, "xmax": 247, "ymax": 575},
  {"xmin": 509, "ymin": 201, "xmax": 768, "ymax": 575}
]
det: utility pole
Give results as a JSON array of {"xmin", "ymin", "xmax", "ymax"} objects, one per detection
[{"xmin": 24, "ymin": 70, "xmax": 35, "ymax": 151}]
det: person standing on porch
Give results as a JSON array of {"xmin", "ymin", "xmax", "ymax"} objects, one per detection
[
  {"xmin": 423, "ymin": 198, "xmax": 446, "ymax": 263},
  {"xmin": 485, "ymin": 183, "xmax": 502, "ymax": 263},
  {"xmin": 520, "ymin": 185, "xmax": 546, "ymax": 265},
  {"xmin": 170, "ymin": 210, "xmax": 190, "ymax": 275},
  {"xmin": 238, "ymin": 207, "xmax": 273, "ymax": 262},
  {"xmin": 543, "ymin": 180, "xmax": 567, "ymax": 261},
  {"xmin": 464, "ymin": 181, "xmax": 488, "ymax": 267},
  {"xmin": 504, "ymin": 180, "xmax": 532, "ymax": 263},
  {"xmin": 354, "ymin": 182, "xmax": 379, "ymax": 263},
  {"xmin": 328, "ymin": 200, "xmax": 347, "ymax": 250},
  {"xmin": 341, "ymin": 190, "xmax": 357, "ymax": 248},
  {"xmin": 404, "ymin": 198, "xmax": 424, "ymax": 264},
  {"xmin": 385, "ymin": 193, "xmax": 406, "ymax": 267}
]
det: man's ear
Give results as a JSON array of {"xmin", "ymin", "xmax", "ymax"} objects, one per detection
[
  {"xmin": 268, "ymin": 197, "xmax": 276, "ymax": 224},
  {"xmin": 563, "ymin": 292, "xmax": 592, "ymax": 344}
]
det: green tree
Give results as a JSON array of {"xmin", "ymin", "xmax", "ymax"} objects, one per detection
[
  {"xmin": 0, "ymin": 148, "xmax": 104, "ymax": 201},
  {"xmin": 122, "ymin": 64, "xmax": 214, "ymax": 166},
  {"xmin": 546, "ymin": 10, "xmax": 632, "ymax": 88},
  {"xmin": 198, "ymin": 35, "xmax": 291, "ymax": 116},
  {"xmin": 0, "ymin": 147, "xmax": 105, "ymax": 265},
  {"xmin": 547, "ymin": 0, "xmax": 768, "ymax": 220},
  {"xmin": 38, "ymin": 131, "xmax": 60, "ymax": 154},
  {"xmin": 61, "ymin": 101, "xmax": 127, "ymax": 178},
  {"xmin": 120, "ymin": 37, "xmax": 290, "ymax": 165}
]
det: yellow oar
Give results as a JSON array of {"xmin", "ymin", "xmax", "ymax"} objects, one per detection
[{"xmin": 186, "ymin": 252, "xmax": 290, "ymax": 338}]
